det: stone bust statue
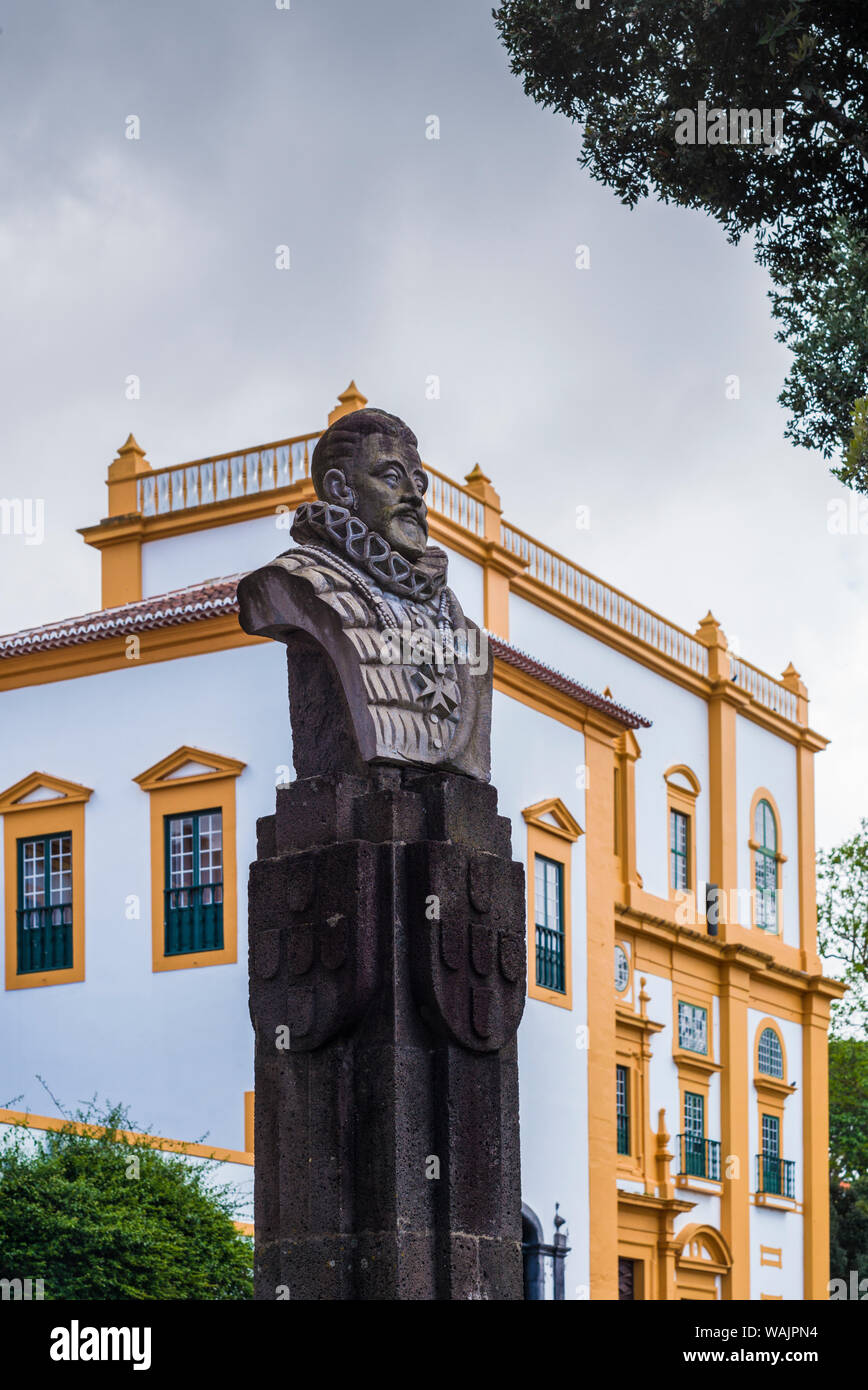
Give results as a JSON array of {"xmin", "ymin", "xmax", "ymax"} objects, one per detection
[{"xmin": 237, "ymin": 408, "xmax": 491, "ymax": 781}]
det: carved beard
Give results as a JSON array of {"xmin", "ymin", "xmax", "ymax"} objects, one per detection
[{"xmin": 290, "ymin": 502, "xmax": 449, "ymax": 604}]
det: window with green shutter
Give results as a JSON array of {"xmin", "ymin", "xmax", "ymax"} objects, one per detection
[
  {"xmin": 534, "ymin": 854, "xmax": 565, "ymax": 993},
  {"xmin": 164, "ymin": 810, "xmax": 224, "ymax": 955},
  {"xmin": 16, "ymin": 832, "xmax": 73, "ymax": 974}
]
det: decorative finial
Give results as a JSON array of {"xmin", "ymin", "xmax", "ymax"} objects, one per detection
[
  {"xmin": 328, "ymin": 380, "xmax": 369, "ymax": 425},
  {"xmin": 553, "ymin": 1202, "xmax": 566, "ymax": 1231}
]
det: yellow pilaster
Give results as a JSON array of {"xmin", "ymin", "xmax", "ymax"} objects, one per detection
[
  {"xmin": 585, "ymin": 721, "xmax": 619, "ymax": 1300},
  {"xmin": 719, "ymin": 955, "xmax": 751, "ymax": 1299},
  {"xmin": 697, "ymin": 614, "xmax": 739, "ymax": 926},
  {"xmin": 78, "ymin": 435, "xmax": 152, "ymax": 609},
  {"xmin": 654, "ymin": 1111, "xmax": 679, "ymax": 1300},
  {"xmin": 462, "ymin": 465, "xmax": 528, "ymax": 639},
  {"xmin": 802, "ymin": 984, "xmax": 834, "ymax": 1300}
]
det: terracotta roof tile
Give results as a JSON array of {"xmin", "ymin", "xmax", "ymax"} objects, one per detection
[{"xmin": 0, "ymin": 575, "xmax": 651, "ymax": 729}]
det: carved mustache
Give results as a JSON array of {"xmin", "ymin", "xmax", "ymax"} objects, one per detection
[{"xmin": 390, "ymin": 502, "xmax": 428, "ymax": 525}]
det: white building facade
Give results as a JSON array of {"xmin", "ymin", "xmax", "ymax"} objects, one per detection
[{"xmin": 0, "ymin": 383, "xmax": 842, "ymax": 1299}]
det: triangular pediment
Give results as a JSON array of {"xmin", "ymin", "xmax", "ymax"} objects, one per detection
[
  {"xmin": 133, "ymin": 745, "xmax": 246, "ymax": 792},
  {"xmin": 0, "ymin": 772, "xmax": 94, "ymax": 814},
  {"xmin": 521, "ymin": 797, "xmax": 583, "ymax": 842}
]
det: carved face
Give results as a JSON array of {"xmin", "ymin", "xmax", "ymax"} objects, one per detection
[{"xmin": 324, "ymin": 431, "xmax": 429, "ymax": 561}]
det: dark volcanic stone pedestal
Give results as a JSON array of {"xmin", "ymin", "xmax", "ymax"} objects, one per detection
[{"xmin": 248, "ymin": 767, "xmax": 527, "ymax": 1300}]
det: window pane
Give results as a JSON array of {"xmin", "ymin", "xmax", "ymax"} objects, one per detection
[
  {"xmin": 168, "ymin": 817, "xmax": 195, "ymax": 888},
  {"xmin": 758, "ymin": 1028, "xmax": 784, "ymax": 1078},
  {"xmin": 198, "ymin": 812, "xmax": 222, "ymax": 885},
  {"xmin": 762, "ymin": 1114, "xmax": 779, "ymax": 1156},
  {"xmin": 21, "ymin": 839, "xmax": 45, "ymax": 908},
  {"xmin": 678, "ymin": 1002, "xmax": 708, "ymax": 1054},
  {"xmin": 670, "ymin": 810, "xmax": 689, "ymax": 890},
  {"xmin": 684, "ymin": 1091, "xmax": 704, "ymax": 1138},
  {"xmin": 49, "ymin": 835, "xmax": 72, "ymax": 905}
]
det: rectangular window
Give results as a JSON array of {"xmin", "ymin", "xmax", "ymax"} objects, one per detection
[
  {"xmin": 762, "ymin": 1113, "xmax": 779, "ymax": 1158},
  {"xmin": 678, "ymin": 1001, "xmax": 708, "ymax": 1055},
  {"xmin": 759, "ymin": 1113, "xmax": 790, "ymax": 1195},
  {"xmin": 616, "ymin": 1064, "xmax": 630, "ymax": 1156},
  {"xmin": 670, "ymin": 809, "xmax": 690, "ymax": 890},
  {"xmin": 16, "ymin": 833, "xmax": 73, "ymax": 974},
  {"xmin": 534, "ymin": 854, "xmax": 565, "ymax": 993},
  {"xmin": 164, "ymin": 810, "xmax": 224, "ymax": 956},
  {"xmin": 683, "ymin": 1091, "xmax": 705, "ymax": 1176}
]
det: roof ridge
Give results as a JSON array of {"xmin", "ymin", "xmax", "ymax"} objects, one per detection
[{"xmin": 0, "ymin": 575, "xmax": 651, "ymax": 729}]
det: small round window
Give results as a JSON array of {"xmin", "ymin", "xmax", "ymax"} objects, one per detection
[{"xmin": 614, "ymin": 945, "xmax": 629, "ymax": 992}]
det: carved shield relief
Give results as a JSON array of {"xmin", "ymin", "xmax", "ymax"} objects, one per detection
[
  {"xmin": 249, "ymin": 840, "xmax": 381, "ymax": 1051},
  {"xmin": 407, "ymin": 841, "xmax": 526, "ymax": 1053}
]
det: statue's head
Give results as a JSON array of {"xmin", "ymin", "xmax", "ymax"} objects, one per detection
[{"xmin": 310, "ymin": 408, "xmax": 429, "ymax": 562}]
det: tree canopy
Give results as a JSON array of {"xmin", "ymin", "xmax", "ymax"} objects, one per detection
[
  {"xmin": 818, "ymin": 818, "xmax": 868, "ymax": 1038},
  {"xmin": 494, "ymin": 0, "xmax": 868, "ymax": 481},
  {"xmin": 0, "ymin": 1104, "xmax": 252, "ymax": 1300}
]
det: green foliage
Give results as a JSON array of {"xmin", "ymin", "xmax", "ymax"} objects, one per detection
[
  {"xmin": 830, "ymin": 1174, "xmax": 868, "ymax": 1283},
  {"xmin": 493, "ymin": 0, "xmax": 868, "ymax": 478},
  {"xmin": 772, "ymin": 219, "xmax": 868, "ymax": 469},
  {"xmin": 0, "ymin": 1103, "xmax": 253, "ymax": 1300},
  {"xmin": 828, "ymin": 1039, "xmax": 868, "ymax": 1181},
  {"xmin": 817, "ymin": 819, "xmax": 868, "ymax": 1037}
]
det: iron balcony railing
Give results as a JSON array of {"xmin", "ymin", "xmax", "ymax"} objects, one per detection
[
  {"xmin": 616, "ymin": 1113, "xmax": 630, "ymax": 1157},
  {"xmin": 756, "ymin": 1154, "xmax": 796, "ymax": 1199},
  {"xmin": 535, "ymin": 924, "xmax": 565, "ymax": 993},
  {"xmin": 676, "ymin": 1134, "xmax": 721, "ymax": 1181},
  {"xmin": 164, "ymin": 883, "xmax": 224, "ymax": 956},
  {"xmin": 16, "ymin": 905, "xmax": 73, "ymax": 974}
]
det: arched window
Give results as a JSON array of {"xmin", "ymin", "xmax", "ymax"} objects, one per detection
[
  {"xmin": 757, "ymin": 1027, "xmax": 784, "ymax": 1079},
  {"xmin": 753, "ymin": 798, "xmax": 778, "ymax": 931}
]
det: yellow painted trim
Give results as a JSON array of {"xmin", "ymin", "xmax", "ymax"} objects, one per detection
[
  {"xmin": 134, "ymin": 751, "xmax": 244, "ymax": 974},
  {"xmin": 665, "ymin": 765, "xmax": 700, "ymax": 899},
  {"xmin": 802, "ymin": 985, "xmax": 832, "ymax": 1299},
  {"xmin": 674, "ymin": 1224, "xmax": 732, "ymax": 1301},
  {"xmin": 719, "ymin": 959, "xmax": 751, "ymax": 1299},
  {"xmin": 585, "ymin": 726, "xmax": 619, "ymax": 1299},
  {"xmin": 795, "ymin": 741, "xmax": 820, "ymax": 970},
  {"xmin": 708, "ymin": 691, "xmax": 738, "ymax": 926},
  {"xmin": 664, "ymin": 765, "xmax": 702, "ymax": 797},
  {"xmin": 522, "ymin": 797, "xmax": 583, "ymax": 843},
  {"xmin": 134, "ymin": 745, "xmax": 247, "ymax": 793},
  {"xmin": 760, "ymin": 1245, "xmax": 782, "ymax": 1268},
  {"xmin": 0, "ymin": 1107, "xmax": 253, "ymax": 1167},
  {"xmin": 3, "ymin": 780, "xmax": 92, "ymax": 991},
  {"xmin": 526, "ymin": 817, "xmax": 574, "ymax": 1010},
  {"xmin": 0, "ymin": 772, "xmax": 93, "ymax": 814},
  {"xmin": 244, "ymin": 1090, "xmax": 255, "ymax": 1155},
  {"xmin": 761, "ymin": 1293, "xmax": 783, "ymax": 1300},
  {"xmin": 752, "ymin": 1016, "xmax": 791, "ymax": 1088}
]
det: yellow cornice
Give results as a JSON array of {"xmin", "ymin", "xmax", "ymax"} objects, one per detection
[
  {"xmin": 522, "ymin": 797, "xmax": 583, "ymax": 842},
  {"xmin": 0, "ymin": 1107, "xmax": 252, "ymax": 1167},
  {"xmin": 133, "ymin": 745, "xmax": 247, "ymax": 792},
  {"xmin": 0, "ymin": 772, "xmax": 94, "ymax": 814},
  {"xmin": 614, "ymin": 900, "xmax": 838, "ymax": 997}
]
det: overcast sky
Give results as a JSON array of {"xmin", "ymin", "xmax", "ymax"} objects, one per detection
[{"xmin": 1, "ymin": 0, "xmax": 865, "ymax": 853}]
